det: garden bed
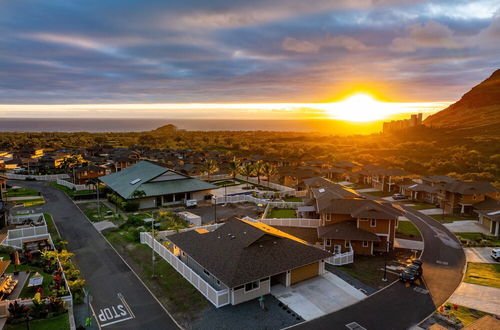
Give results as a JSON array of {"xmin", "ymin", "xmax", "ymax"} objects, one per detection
[
  {"xmin": 455, "ymin": 232, "xmax": 500, "ymax": 247},
  {"xmin": 5, "ymin": 311, "xmax": 69, "ymax": 330}
]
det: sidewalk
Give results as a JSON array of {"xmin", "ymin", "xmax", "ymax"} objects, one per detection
[
  {"xmin": 448, "ymin": 282, "xmax": 500, "ymax": 315},
  {"xmin": 464, "ymin": 247, "xmax": 499, "ymax": 264}
]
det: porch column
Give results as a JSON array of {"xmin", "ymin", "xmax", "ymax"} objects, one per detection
[
  {"xmin": 285, "ymin": 271, "xmax": 291, "ymax": 287},
  {"xmin": 495, "ymin": 221, "xmax": 499, "ymax": 237},
  {"xmin": 460, "ymin": 204, "xmax": 465, "ymax": 214}
]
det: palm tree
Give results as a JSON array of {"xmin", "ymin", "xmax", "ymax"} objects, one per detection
[
  {"xmin": 200, "ymin": 159, "xmax": 219, "ymax": 180},
  {"xmin": 228, "ymin": 157, "xmax": 241, "ymax": 180},
  {"xmin": 254, "ymin": 160, "xmax": 264, "ymax": 185},
  {"xmin": 261, "ymin": 162, "xmax": 277, "ymax": 188},
  {"xmin": 239, "ymin": 163, "xmax": 255, "ymax": 189}
]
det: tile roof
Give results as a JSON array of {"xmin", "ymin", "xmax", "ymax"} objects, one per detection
[{"xmin": 167, "ymin": 219, "xmax": 332, "ymax": 288}]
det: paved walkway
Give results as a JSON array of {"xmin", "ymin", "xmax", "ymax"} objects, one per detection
[
  {"xmin": 419, "ymin": 208, "xmax": 444, "ymax": 215},
  {"xmin": 93, "ymin": 220, "xmax": 118, "ymax": 232},
  {"xmin": 464, "ymin": 247, "xmax": 499, "ymax": 264},
  {"xmin": 6, "ymin": 195, "xmax": 44, "ymax": 201},
  {"xmin": 395, "ymin": 238, "xmax": 424, "ymax": 250},
  {"xmin": 448, "ymin": 282, "xmax": 500, "ymax": 315},
  {"xmin": 444, "ymin": 220, "xmax": 490, "ymax": 235},
  {"xmin": 357, "ymin": 188, "xmax": 379, "ymax": 193},
  {"xmin": 272, "ymin": 273, "xmax": 366, "ymax": 321}
]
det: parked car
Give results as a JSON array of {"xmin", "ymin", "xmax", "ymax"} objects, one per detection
[
  {"xmin": 184, "ymin": 199, "xmax": 198, "ymax": 208},
  {"xmin": 491, "ymin": 248, "xmax": 500, "ymax": 262},
  {"xmin": 392, "ymin": 193, "xmax": 407, "ymax": 200},
  {"xmin": 399, "ymin": 268, "xmax": 419, "ymax": 284}
]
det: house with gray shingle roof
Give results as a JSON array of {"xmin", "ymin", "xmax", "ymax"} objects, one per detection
[{"xmin": 99, "ymin": 160, "xmax": 217, "ymax": 209}]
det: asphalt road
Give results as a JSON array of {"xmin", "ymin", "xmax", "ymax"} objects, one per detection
[
  {"xmin": 12, "ymin": 181, "xmax": 180, "ymax": 330},
  {"xmin": 294, "ymin": 200, "xmax": 465, "ymax": 330}
]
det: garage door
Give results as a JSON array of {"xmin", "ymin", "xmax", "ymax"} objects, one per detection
[{"xmin": 290, "ymin": 262, "xmax": 319, "ymax": 285}]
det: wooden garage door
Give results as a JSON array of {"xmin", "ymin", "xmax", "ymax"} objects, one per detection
[{"xmin": 290, "ymin": 262, "xmax": 319, "ymax": 285}]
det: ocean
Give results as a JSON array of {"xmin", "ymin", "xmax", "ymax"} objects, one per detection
[{"xmin": 0, "ymin": 118, "xmax": 383, "ymax": 134}]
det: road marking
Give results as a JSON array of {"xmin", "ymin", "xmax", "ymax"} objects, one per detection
[
  {"xmin": 413, "ymin": 287, "xmax": 429, "ymax": 294},
  {"xmin": 95, "ymin": 293, "xmax": 135, "ymax": 328},
  {"xmin": 436, "ymin": 260, "xmax": 449, "ymax": 265},
  {"xmin": 345, "ymin": 322, "xmax": 367, "ymax": 330}
]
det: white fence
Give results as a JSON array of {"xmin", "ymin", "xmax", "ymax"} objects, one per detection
[
  {"xmin": 8, "ymin": 213, "xmax": 45, "ymax": 226},
  {"xmin": 324, "ymin": 248, "xmax": 354, "ymax": 266},
  {"xmin": 212, "ymin": 194, "xmax": 268, "ymax": 205},
  {"xmin": 140, "ymin": 232, "xmax": 230, "ymax": 308},
  {"xmin": 5, "ymin": 173, "xmax": 69, "ymax": 181},
  {"xmin": 56, "ymin": 179, "xmax": 92, "ymax": 191},
  {"xmin": 4, "ymin": 213, "xmax": 50, "ymax": 249},
  {"xmin": 259, "ymin": 218, "xmax": 321, "ymax": 228}
]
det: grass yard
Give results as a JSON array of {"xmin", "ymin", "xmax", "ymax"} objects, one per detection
[
  {"xmin": 5, "ymin": 312, "xmax": 69, "ymax": 330},
  {"xmin": 464, "ymin": 262, "xmax": 500, "ymax": 288},
  {"xmin": 430, "ymin": 214, "xmax": 475, "ymax": 223},
  {"xmin": 212, "ymin": 180, "xmax": 240, "ymax": 187},
  {"xmin": 365, "ymin": 190, "xmax": 393, "ymax": 198},
  {"xmin": 406, "ymin": 202, "xmax": 437, "ymax": 210},
  {"xmin": 439, "ymin": 303, "xmax": 488, "ymax": 327},
  {"xmin": 396, "ymin": 221, "xmax": 422, "ymax": 240},
  {"xmin": 43, "ymin": 213, "xmax": 61, "ymax": 240},
  {"xmin": 78, "ymin": 202, "xmax": 115, "ymax": 222},
  {"xmin": 268, "ymin": 208, "xmax": 297, "ymax": 218},
  {"xmin": 47, "ymin": 182, "xmax": 94, "ymax": 197},
  {"xmin": 6, "ymin": 187, "xmax": 40, "ymax": 197},
  {"xmin": 19, "ymin": 270, "xmax": 53, "ymax": 299},
  {"xmin": 283, "ymin": 197, "xmax": 303, "ymax": 202},
  {"xmin": 455, "ymin": 232, "xmax": 500, "ymax": 247},
  {"xmin": 335, "ymin": 249, "xmax": 414, "ymax": 289},
  {"xmin": 104, "ymin": 230, "xmax": 207, "ymax": 325}
]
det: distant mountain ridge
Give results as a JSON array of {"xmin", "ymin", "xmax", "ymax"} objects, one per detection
[{"xmin": 424, "ymin": 69, "xmax": 500, "ymax": 129}]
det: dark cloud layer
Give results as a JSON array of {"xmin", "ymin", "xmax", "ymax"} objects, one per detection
[{"xmin": 0, "ymin": 0, "xmax": 499, "ymax": 104}]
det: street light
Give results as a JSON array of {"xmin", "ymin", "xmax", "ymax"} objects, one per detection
[
  {"xmin": 144, "ymin": 211, "xmax": 157, "ymax": 278},
  {"xmin": 382, "ymin": 240, "xmax": 390, "ymax": 282}
]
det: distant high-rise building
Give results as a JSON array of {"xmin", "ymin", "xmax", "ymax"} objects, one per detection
[{"xmin": 383, "ymin": 113, "xmax": 423, "ymax": 133}]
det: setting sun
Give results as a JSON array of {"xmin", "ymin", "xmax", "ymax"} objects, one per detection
[{"xmin": 323, "ymin": 93, "xmax": 396, "ymax": 122}]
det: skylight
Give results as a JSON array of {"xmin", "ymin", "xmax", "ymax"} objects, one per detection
[
  {"xmin": 319, "ymin": 188, "xmax": 325, "ymax": 193},
  {"xmin": 130, "ymin": 178, "xmax": 141, "ymax": 185}
]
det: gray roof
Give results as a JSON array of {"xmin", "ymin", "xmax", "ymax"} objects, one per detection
[
  {"xmin": 473, "ymin": 197, "xmax": 500, "ymax": 211},
  {"xmin": 168, "ymin": 219, "xmax": 332, "ymax": 288},
  {"xmin": 99, "ymin": 160, "xmax": 216, "ymax": 199},
  {"xmin": 421, "ymin": 176, "xmax": 456, "ymax": 184},
  {"xmin": 445, "ymin": 181, "xmax": 498, "ymax": 195},
  {"xmin": 405, "ymin": 183, "xmax": 439, "ymax": 193},
  {"xmin": 318, "ymin": 221, "xmax": 380, "ymax": 242}
]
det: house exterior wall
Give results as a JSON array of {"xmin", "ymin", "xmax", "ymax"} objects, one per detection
[
  {"xmin": 350, "ymin": 240, "xmax": 373, "ymax": 255},
  {"xmin": 290, "ymin": 262, "xmax": 319, "ymax": 285},
  {"xmin": 482, "ymin": 218, "xmax": 492, "ymax": 233},
  {"xmin": 139, "ymin": 197, "xmax": 156, "ymax": 209},
  {"xmin": 358, "ymin": 218, "xmax": 396, "ymax": 246},
  {"xmin": 232, "ymin": 277, "xmax": 271, "ymax": 305},
  {"xmin": 192, "ymin": 190, "xmax": 212, "ymax": 201},
  {"xmin": 180, "ymin": 253, "xmax": 227, "ymax": 291},
  {"xmin": 460, "ymin": 194, "xmax": 486, "ymax": 205},
  {"xmin": 321, "ymin": 213, "xmax": 353, "ymax": 226}
]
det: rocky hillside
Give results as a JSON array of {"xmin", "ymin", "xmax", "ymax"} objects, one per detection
[{"xmin": 424, "ymin": 69, "xmax": 500, "ymax": 129}]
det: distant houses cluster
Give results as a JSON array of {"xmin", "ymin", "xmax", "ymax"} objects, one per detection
[{"xmin": 382, "ymin": 113, "xmax": 423, "ymax": 133}]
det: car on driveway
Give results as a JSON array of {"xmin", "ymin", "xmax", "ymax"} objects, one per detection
[
  {"xmin": 392, "ymin": 193, "xmax": 407, "ymax": 200},
  {"xmin": 492, "ymin": 248, "xmax": 500, "ymax": 261},
  {"xmin": 399, "ymin": 260, "xmax": 423, "ymax": 284}
]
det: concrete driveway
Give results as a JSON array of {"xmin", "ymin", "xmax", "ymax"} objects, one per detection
[
  {"xmin": 444, "ymin": 220, "xmax": 490, "ymax": 235},
  {"xmin": 271, "ymin": 273, "xmax": 366, "ymax": 321},
  {"xmin": 464, "ymin": 247, "xmax": 499, "ymax": 264},
  {"xmin": 448, "ymin": 282, "xmax": 500, "ymax": 315},
  {"xmin": 394, "ymin": 238, "xmax": 424, "ymax": 250}
]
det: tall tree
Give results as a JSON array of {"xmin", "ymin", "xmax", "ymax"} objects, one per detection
[
  {"xmin": 200, "ymin": 159, "xmax": 219, "ymax": 180},
  {"xmin": 261, "ymin": 162, "xmax": 277, "ymax": 188},
  {"xmin": 239, "ymin": 162, "xmax": 255, "ymax": 188},
  {"xmin": 254, "ymin": 160, "xmax": 264, "ymax": 185},
  {"xmin": 228, "ymin": 157, "xmax": 241, "ymax": 180}
]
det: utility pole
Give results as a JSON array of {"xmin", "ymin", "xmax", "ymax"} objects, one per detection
[
  {"xmin": 382, "ymin": 241, "xmax": 389, "ymax": 282},
  {"xmin": 96, "ymin": 180, "xmax": 100, "ymax": 221},
  {"xmin": 151, "ymin": 211, "xmax": 156, "ymax": 279}
]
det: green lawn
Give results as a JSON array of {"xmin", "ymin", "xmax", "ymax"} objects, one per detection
[
  {"xmin": 78, "ymin": 202, "xmax": 115, "ymax": 222},
  {"xmin": 212, "ymin": 180, "xmax": 239, "ymax": 187},
  {"xmin": 19, "ymin": 270, "xmax": 53, "ymax": 299},
  {"xmin": 440, "ymin": 303, "xmax": 488, "ymax": 326},
  {"xmin": 283, "ymin": 197, "xmax": 303, "ymax": 202},
  {"xmin": 365, "ymin": 190, "xmax": 393, "ymax": 197},
  {"xmin": 430, "ymin": 214, "xmax": 474, "ymax": 223},
  {"xmin": 396, "ymin": 221, "xmax": 422, "ymax": 240},
  {"xmin": 407, "ymin": 202, "xmax": 436, "ymax": 210},
  {"xmin": 268, "ymin": 208, "xmax": 297, "ymax": 218},
  {"xmin": 43, "ymin": 213, "xmax": 61, "ymax": 240},
  {"xmin": 6, "ymin": 187, "xmax": 40, "ymax": 197},
  {"xmin": 104, "ymin": 230, "xmax": 207, "ymax": 322},
  {"xmin": 464, "ymin": 262, "xmax": 500, "ymax": 288},
  {"xmin": 47, "ymin": 182, "xmax": 94, "ymax": 197},
  {"xmin": 5, "ymin": 312, "xmax": 69, "ymax": 330},
  {"xmin": 456, "ymin": 232, "xmax": 500, "ymax": 247}
]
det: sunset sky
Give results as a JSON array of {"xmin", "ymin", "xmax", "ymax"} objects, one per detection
[{"xmin": 1, "ymin": 0, "xmax": 499, "ymax": 120}]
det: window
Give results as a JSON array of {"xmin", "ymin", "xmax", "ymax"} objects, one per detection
[
  {"xmin": 325, "ymin": 239, "xmax": 331, "ymax": 247},
  {"xmin": 345, "ymin": 240, "xmax": 350, "ymax": 248},
  {"xmin": 245, "ymin": 281, "xmax": 259, "ymax": 292},
  {"xmin": 362, "ymin": 241, "xmax": 368, "ymax": 247},
  {"xmin": 370, "ymin": 219, "xmax": 377, "ymax": 227}
]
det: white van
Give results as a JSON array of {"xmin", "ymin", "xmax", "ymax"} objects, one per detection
[
  {"xmin": 185, "ymin": 199, "xmax": 197, "ymax": 208},
  {"xmin": 491, "ymin": 248, "xmax": 500, "ymax": 262}
]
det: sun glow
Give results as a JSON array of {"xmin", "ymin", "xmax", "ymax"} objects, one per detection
[{"xmin": 321, "ymin": 93, "xmax": 399, "ymax": 122}]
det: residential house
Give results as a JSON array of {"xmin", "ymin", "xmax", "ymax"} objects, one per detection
[
  {"xmin": 99, "ymin": 160, "xmax": 217, "ymax": 209},
  {"xmin": 277, "ymin": 166, "xmax": 322, "ymax": 189},
  {"xmin": 400, "ymin": 183, "xmax": 439, "ymax": 204},
  {"xmin": 438, "ymin": 181, "xmax": 499, "ymax": 215},
  {"xmin": 74, "ymin": 165, "xmax": 107, "ymax": 185},
  {"xmin": 111, "ymin": 156, "xmax": 138, "ymax": 172},
  {"xmin": 473, "ymin": 197, "xmax": 500, "ymax": 237},
  {"xmin": 330, "ymin": 161, "xmax": 362, "ymax": 182},
  {"xmin": 166, "ymin": 219, "xmax": 332, "ymax": 306},
  {"xmin": 15, "ymin": 148, "xmax": 44, "ymax": 159}
]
